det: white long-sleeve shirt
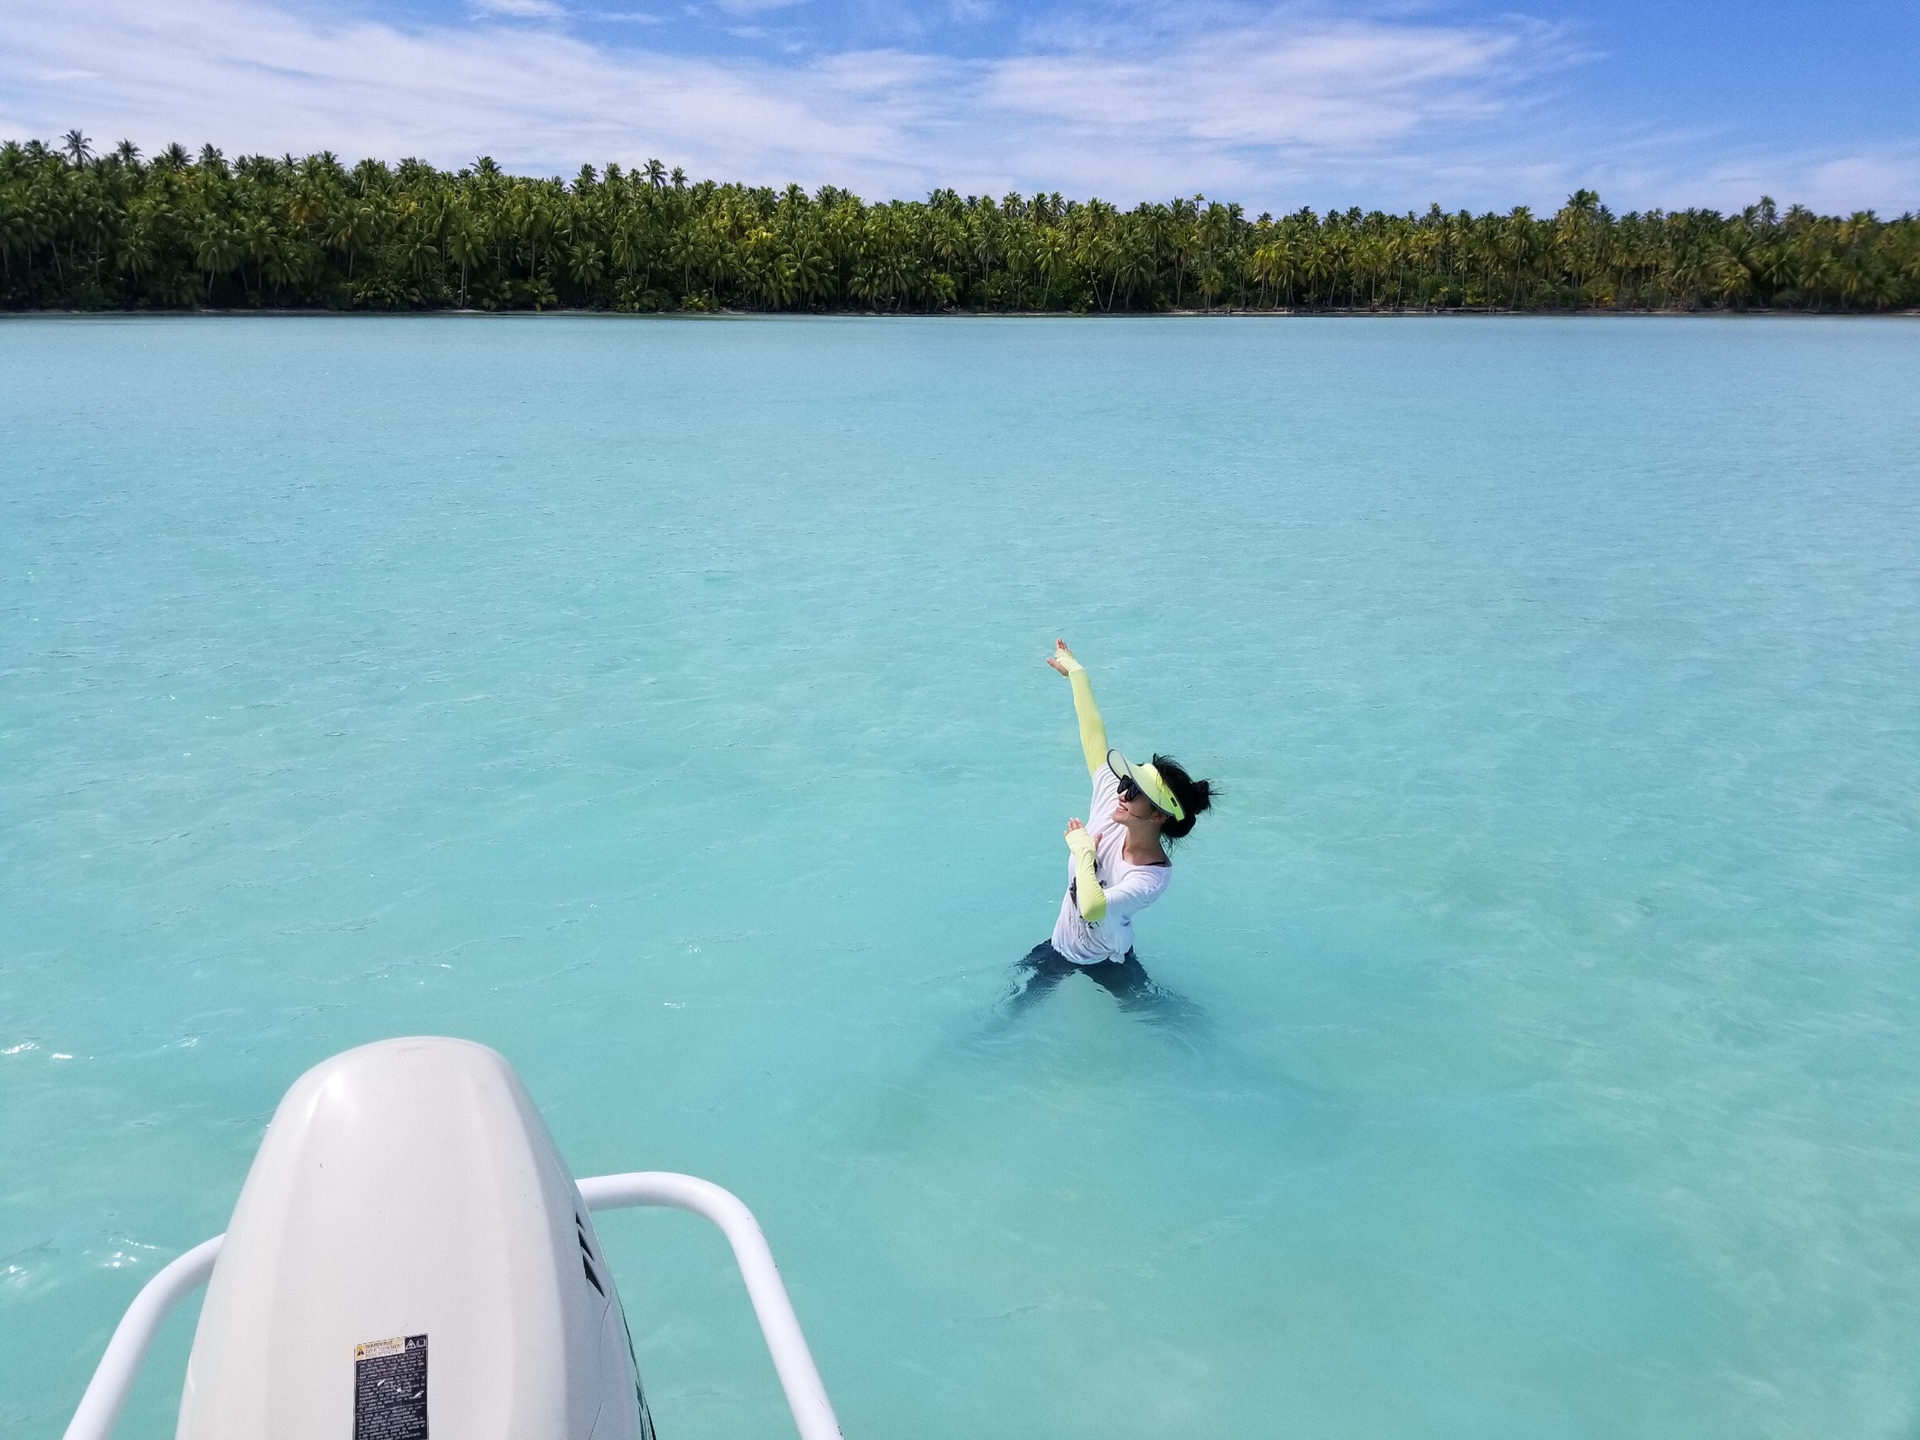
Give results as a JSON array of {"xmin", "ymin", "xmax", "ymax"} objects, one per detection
[{"xmin": 1050, "ymin": 762, "xmax": 1171, "ymax": 963}]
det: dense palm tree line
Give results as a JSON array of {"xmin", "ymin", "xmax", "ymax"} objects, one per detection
[{"xmin": 4, "ymin": 132, "xmax": 1917, "ymax": 313}]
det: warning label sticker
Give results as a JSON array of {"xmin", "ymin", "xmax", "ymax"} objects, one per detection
[{"xmin": 354, "ymin": 1333, "xmax": 428, "ymax": 1440}]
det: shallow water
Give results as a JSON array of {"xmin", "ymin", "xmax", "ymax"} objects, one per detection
[{"xmin": 4, "ymin": 313, "xmax": 1919, "ymax": 1439}]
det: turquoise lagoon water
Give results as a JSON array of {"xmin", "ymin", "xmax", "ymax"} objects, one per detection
[{"xmin": 4, "ymin": 314, "xmax": 1919, "ymax": 1439}]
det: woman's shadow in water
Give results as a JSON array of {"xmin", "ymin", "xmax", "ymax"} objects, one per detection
[{"xmin": 841, "ymin": 943, "xmax": 1360, "ymax": 1165}]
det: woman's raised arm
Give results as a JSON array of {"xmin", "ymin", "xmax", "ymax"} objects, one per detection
[{"xmin": 1047, "ymin": 640, "xmax": 1109, "ymax": 780}]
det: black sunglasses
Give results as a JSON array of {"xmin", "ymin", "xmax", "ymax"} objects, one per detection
[{"xmin": 1116, "ymin": 775, "xmax": 1143, "ymax": 802}]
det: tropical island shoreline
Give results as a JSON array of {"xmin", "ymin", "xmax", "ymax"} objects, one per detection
[
  {"xmin": 6, "ymin": 135, "xmax": 1917, "ymax": 317},
  {"xmin": 8, "ymin": 306, "xmax": 1919, "ymax": 321}
]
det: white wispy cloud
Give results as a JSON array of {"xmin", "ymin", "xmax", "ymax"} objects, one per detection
[
  {"xmin": 471, "ymin": 0, "xmax": 569, "ymax": 17},
  {"xmin": 0, "ymin": 0, "xmax": 1911, "ymax": 211},
  {"xmin": 988, "ymin": 23, "xmax": 1535, "ymax": 143},
  {"xmin": 704, "ymin": 0, "xmax": 814, "ymax": 16},
  {"xmin": 1, "ymin": 0, "xmax": 903, "ymax": 185},
  {"xmin": 1695, "ymin": 146, "xmax": 1920, "ymax": 217}
]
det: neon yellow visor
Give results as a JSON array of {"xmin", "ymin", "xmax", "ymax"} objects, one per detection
[{"xmin": 1108, "ymin": 749, "xmax": 1185, "ymax": 823}]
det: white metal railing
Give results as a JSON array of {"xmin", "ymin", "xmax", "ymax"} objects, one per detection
[
  {"xmin": 62, "ymin": 1235, "xmax": 225, "ymax": 1440},
  {"xmin": 579, "ymin": 1172, "xmax": 842, "ymax": 1440},
  {"xmin": 62, "ymin": 1172, "xmax": 842, "ymax": 1440}
]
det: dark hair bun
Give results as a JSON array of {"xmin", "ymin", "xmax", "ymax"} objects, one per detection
[{"xmin": 1151, "ymin": 754, "xmax": 1215, "ymax": 841}]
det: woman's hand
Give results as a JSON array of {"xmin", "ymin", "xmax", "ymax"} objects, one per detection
[
  {"xmin": 1065, "ymin": 817, "xmax": 1085, "ymax": 836},
  {"xmin": 1047, "ymin": 639, "xmax": 1084, "ymax": 676},
  {"xmin": 1064, "ymin": 819, "xmax": 1097, "ymax": 858}
]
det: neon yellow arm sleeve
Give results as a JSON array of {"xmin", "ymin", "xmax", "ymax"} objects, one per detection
[
  {"xmin": 1062, "ymin": 664, "xmax": 1109, "ymax": 780},
  {"xmin": 1066, "ymin": 828, "xmax": 1107, "ymax": 922}
]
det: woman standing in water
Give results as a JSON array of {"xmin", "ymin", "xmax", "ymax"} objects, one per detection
[{"xmin": 1003, "ymin": 640, "xmax": 1214, "ymax": 1023}]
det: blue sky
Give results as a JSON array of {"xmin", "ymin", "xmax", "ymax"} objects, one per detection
[{"xmin": 3, "ymin": 0, "xmax": 1916, "ymax": 213}]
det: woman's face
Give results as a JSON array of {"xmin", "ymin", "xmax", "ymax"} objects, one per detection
[{"xmin": 1113, "ymin": 779, "xmax": 1166, "ymax": 828}]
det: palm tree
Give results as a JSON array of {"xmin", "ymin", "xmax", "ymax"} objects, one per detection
[
  {"xmin": 668, "ymin": 222, "xmax": 702, "ymax": 299},
  {"xmin": 788, "ymin": 236, "xmax": 830, "ymax": 307},
  {"xmin": 446, "ymin": 204, "xmax": 484, "ymax": 308},
  {"xmin": 1300, "ymin": 235, "xmax": 1336, "ymax": 308},
  {"xmin": 1166, "ymin": 197, "xmax": 1199, "ymax": 306},
  {"xmin": 115, "ymin": 216, "xmax": 158, "ymax": 287},
  {"xmin": 566, "ymin": 239, "xmax": 606, "ymax": 299},
  {"xmin": 1499, "ymin": 206, "xmax": 1538, "ymax": 308},
  {"xmin": 1553, "ymin": 190, "xmax": 1599, "ymax": 304},
  {"xmin": 1034, "ymin": 227, "xmax": 1069, "ymax": 309},
  {"xmin": 193, "ymin": 216, "xmax": 240, "ymax": 301},
  {"xmin": 239, "ymin": 212, "xmax": 278, "ymax": 302},
  {"xmin": 1248, "ymin": 242, "xmax": 1276, "ymax": 309},
  {"xmin": 62, "ymin": 130, "xmax": 92, "ymax": 168},
  {"xmin": 326, "ymin": 200, "xmax": 374, "ymax": 280}
]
